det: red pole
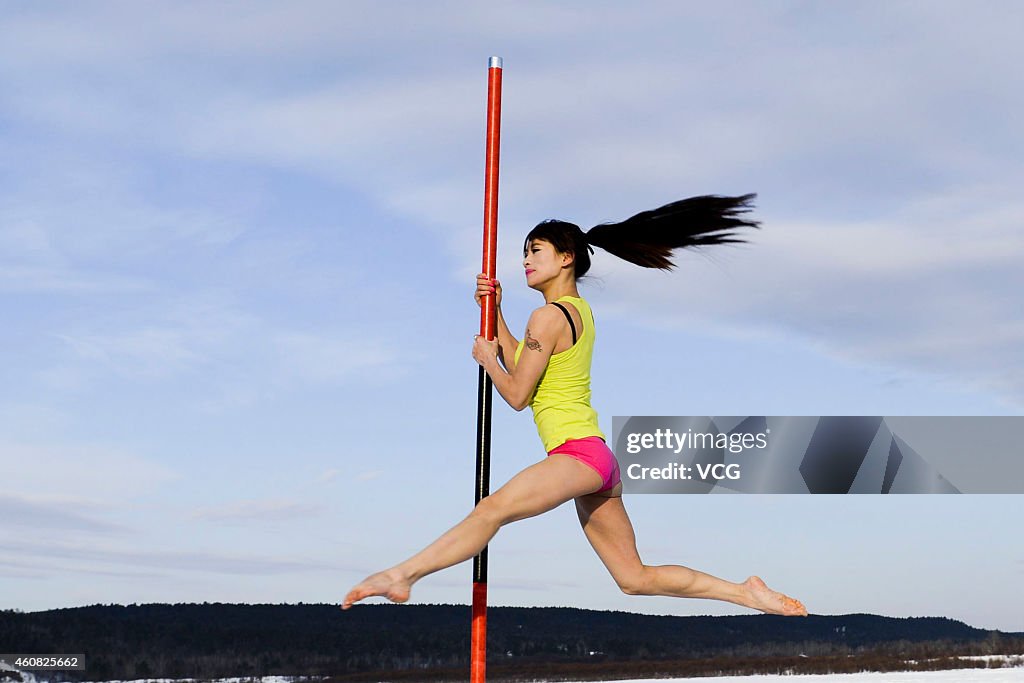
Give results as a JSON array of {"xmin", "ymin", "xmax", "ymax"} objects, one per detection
[
  {"xmin": 472, "ymin": 55, "xmax": 502, "ymax": 683},
  {"xmin": 480, "ymin": 57, "xmax": 503, "ymax": 340}
]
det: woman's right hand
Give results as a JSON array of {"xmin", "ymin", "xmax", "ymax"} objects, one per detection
[{"xmin": 475, "ymin": 273, "xmax": 502, "ymax": 308}]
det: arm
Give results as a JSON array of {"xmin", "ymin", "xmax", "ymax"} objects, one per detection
[
  {"xmin": 494, "ymin": 304, "xmax": 520, "ymax": 370},
  {"xmin": 472, "ymin": 306, "xmax": 561, "ymax": 411}
]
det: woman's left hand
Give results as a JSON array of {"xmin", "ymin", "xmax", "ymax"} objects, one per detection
[{"xmin": 472, "ymin": 335, "xmax": 499, "ymax": 368}]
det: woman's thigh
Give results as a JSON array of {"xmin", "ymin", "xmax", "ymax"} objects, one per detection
[{"xmin": 484, "ymin": 454, "xmax": 604, "ymax": 525}]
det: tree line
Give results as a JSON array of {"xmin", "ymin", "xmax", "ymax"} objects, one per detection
[{"xmin": 1, "ymin": 603, "xmax": 1020, "ymax": 681}]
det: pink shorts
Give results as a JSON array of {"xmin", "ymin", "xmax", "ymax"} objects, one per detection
[{"xmin": 548, "ymin": 436, "xmax": 621, "ymax": 492}]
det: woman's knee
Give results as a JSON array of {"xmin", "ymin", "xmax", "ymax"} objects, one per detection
[
  {"xmin": 616, "ymin": 566, "xmax": 650, "ymax": 596},
  {"xmin": 472, "ymin": 494, "xmax": 514, "ymax": 526}
]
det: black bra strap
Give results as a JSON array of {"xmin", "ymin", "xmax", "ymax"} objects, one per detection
[{"xmin": 550, "ymin": 302, "xmax": 577, "ymax": 344}]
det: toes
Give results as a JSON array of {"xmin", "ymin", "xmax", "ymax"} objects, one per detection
[
  {"xmin": 783, "ymin": 597, "xmax": 807, "ymax": 616},
  {"xmin": 341, "ymin": 586, "xmax": 369, "ymax": 609}
]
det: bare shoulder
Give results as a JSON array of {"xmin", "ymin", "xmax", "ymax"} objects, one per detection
[
  {"xmin": 522, "ymin": 305, "xmax": 562, "ymax": 354},
  {"xmin": 527, "ymin": 304, "xmax": 563, "ymax": 327}
]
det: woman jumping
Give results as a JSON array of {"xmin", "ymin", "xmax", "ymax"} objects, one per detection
[{"xmin": 341, "ymin": 194, "xmax": 807, "ymax": 617}]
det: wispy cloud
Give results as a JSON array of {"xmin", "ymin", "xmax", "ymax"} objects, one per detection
[
  {"xmin": 0, "ymin": 556, "xmax": 163, "ymax": 580},
  {"xmin": 274, "ymin": 332, "xmax": 406, "ymax": 384},
  {"xmin": 0, "ymin": 495, "xmax": 129, "ymax": 534},
  {"xmin": 317, "ymin": 468, "xmax": 340, "ymax": 483},
  {"xmin": 0, "ymin": 441, "xmax": 178, "ymax": 502},
  {"xmin": 0, "ymin": 265, "xmax": 150, "ymax": 294},
  {"xmin": 55, "ymin": 328, "xmax": 207, "ymax": 379},
  {"xmin": 191, "ymin": 498, "xmax": 325, "ymax": 523},
  {"xmin": 43, "ymin": 294, "xmax": 404, "ymax": 395},
  {"xmin": 1, "ymin": 539, "xmax": 355, "ymax": 576},
  {"xmin": 0, "ymin": 142, "xmax": 250, "ymax": 271},
  {"xmin": 28, "ymin": 292, "xmax": 253, "ymax": 392},
  {"xmin": 491, "ymin": 577, "xmax": 582, "ymax": 591}
]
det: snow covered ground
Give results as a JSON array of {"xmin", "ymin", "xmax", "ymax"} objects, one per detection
[
  {"xmin": 604, "ymin": 669, "xmax": 1024, "ymax": 683},
  {"xmin": 572, "ymin": 656, "xmax": 1024, "ymax": 683}
]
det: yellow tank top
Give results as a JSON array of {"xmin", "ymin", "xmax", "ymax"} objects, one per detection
[{"xmin": 514, "ymin": 295, "xmax": 605, "ymax": 451}]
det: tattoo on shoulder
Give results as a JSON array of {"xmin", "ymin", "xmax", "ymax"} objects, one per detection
[{"xmin": 525, "ymin": 328, "xmax": 542, "ymax": 352}]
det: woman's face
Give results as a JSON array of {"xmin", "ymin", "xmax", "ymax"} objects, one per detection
[{"xmin": 523, "ymin": 238, "xmax": 571, "ymax": 289}]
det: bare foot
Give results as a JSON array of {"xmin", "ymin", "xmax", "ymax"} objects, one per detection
[
  {"xmin": 340, "ymin": 568, "xmax": 412, "ymax": 610},
  {"xmin": 744, "ymin": 575, "xmax": 808, "ymax": 616}
]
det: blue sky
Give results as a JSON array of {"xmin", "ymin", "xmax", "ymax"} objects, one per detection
[{"xmin": 1, "ymin": 2, "xmax": 1022, "ymax": 632}]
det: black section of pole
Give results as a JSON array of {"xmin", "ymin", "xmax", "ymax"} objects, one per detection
[{"xmin": 473, "ymin": 367, "xmax": 492, "ymax": 581}]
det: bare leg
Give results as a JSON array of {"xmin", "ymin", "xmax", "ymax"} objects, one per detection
[
  {"xmin": 575, "ymin": 488, "xmax": 807, "ymax": 616},
  {"xmin": 341, "ymin": 454, "xmax": 603, "ymax": 609}
]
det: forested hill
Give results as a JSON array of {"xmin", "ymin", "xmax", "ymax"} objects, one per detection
[{"xmin": 1, "ymin": 603, "xmax": 1020, "ymax": 681}]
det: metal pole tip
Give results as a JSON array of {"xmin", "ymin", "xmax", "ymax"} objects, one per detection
[{"xmin": 488, "ymin": 56, "xmax": 503, "ymax": 69}]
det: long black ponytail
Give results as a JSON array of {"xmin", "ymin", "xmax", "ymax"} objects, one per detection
[{"xmin": 524, "ymin": 193, "xmax": 760, "ymax": 278}]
